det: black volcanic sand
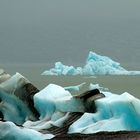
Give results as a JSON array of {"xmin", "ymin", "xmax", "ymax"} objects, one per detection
[{"xmin": 53, "ymin": 131, "xmax": 140, "ymax": 140}]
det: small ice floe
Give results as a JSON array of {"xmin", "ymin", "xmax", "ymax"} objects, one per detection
[
  {"xmin": 0, "ymin": 69, "xmax": 11, "ymax": 83},
  {"xmin": 89, "ymin": 83, "xmax": 109, "ymax": 91},
  {"xmin": 64, "ymin": 82, "xmax": 86, "ymax": 93}
]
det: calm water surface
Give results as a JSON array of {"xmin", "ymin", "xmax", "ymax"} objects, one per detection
[{"xmin": 1, "ymin": 64, "xmax": 140, "ymax": 99}]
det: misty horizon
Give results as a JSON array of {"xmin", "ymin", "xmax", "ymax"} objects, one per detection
[{"xmin": 0, "ymin": 0, "xmax": 140, "ymax": 69}]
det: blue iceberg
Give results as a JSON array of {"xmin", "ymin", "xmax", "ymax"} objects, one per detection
[
  {"xmin": 0, "ymin": 121, "xmax": 54, "ymax": 140},
  {"xmin": 69, "ymin": 92, "xmax": 140, "ymax": 134},
  {"xmin": 1, "ymin": 72, "xmax": 140, "ymax": 139},
  {"xmin": 42, "ymin": 51, "xmax": 140, "ymax": 75}
]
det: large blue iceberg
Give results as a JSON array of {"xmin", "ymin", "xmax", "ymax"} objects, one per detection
[
  {"xmin": 69, "ymin": 92, "xmax": 140, "ymax": 134},
  {"xmin": 1, "ymin": 72, "xmax": 140, "ymax": 139},
  {"xmin": 42, "ymin": 51, "xmax": 140, "ymax": 75}
]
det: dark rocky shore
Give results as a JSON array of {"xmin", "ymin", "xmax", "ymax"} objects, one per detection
[{"xmin": 53, "ymin": 131, "xmax": 140, "ymax": 140}]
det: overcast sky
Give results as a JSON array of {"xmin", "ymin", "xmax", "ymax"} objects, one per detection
[
  {"xmin": 1, "ymin": 0, "xmax": 140, "ymax": 22},
  {"xmin": 0, "ymin": 0, "xmax": 140, "ymax": 67}
]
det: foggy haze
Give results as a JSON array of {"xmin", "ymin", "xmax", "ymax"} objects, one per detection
[{"xmin": 0, "ymin": 0, "xmax": 140, "ymax": 69}]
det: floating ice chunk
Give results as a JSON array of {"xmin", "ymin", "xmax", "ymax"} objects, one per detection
[
  {"xmin": 0, "ymin": 88, "xmax": 35, "ymax": 125},
  {"xmin": 30, "ymin": 84, "xmax": 85, "ymax": 131},
  {"xmin": 0, "ymin": 121, "xmax": 54, "ymax": 140},
  {"xmin": 84, "ymin": 76, "xmax": 96, "ymax": 78},
  {"xmin": 122, "ymin": 71, "xmax": 140, "ymax": 75},
  {"xmin": 42, "ymin": 62, "xmax": 80, "ymax": 76},
  {"xmin": 64, "ymin": 82, "xmax": 86, "ymax": 93},
  {"xmin": 0, "ymin": 72, "xmax": 39, "ymax": 120},
  {"xmin": 1, "ymin": 72, "xmax": 140, "ymax": 138},
  {"xmin": 0, "ymin": 72, "xmax": 29, "ymax": 95},
  {"xmin": 69, "ymin": 92, "xmax": 140, "ymax": 134},
  {"xmin": 34, "ymin": 84, "xmax": 84, "ymax": 120},
  {"xmin": 42, "ymin": 62, "xmax": 82, "ymax": 76},
  {"xmin": 0, "ymin": 69, "xmax": 11, "ymax": 83},
  {"xmin": 23, "ymin": 112, "xmax": 70, "ymax": 131},
  {"xmin": 89, "ymin": 83, "xmax": 109, "ymax": 91},
  {"xmin": 82, "ymin": 52, "xmax": 127, "ymax": 75},
  {"xmin": 34, "ymin": 84, "xmax": 72, "ymax": 119},
  {"xmin": 102, "ymin": 91, "xmax": 114, "ymax": 97},
  {"xmin": 42, "ymin": 51, "xmax": 140, "ymax": 75}
]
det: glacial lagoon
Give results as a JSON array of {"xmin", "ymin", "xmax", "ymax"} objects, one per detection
[
  {"xmin": 1, "ymin": 64, "xmax": 140, "ymax": 99},
  {"xmin": 0, "ymin": 64, "xmax": 140, "ymax": 140}
]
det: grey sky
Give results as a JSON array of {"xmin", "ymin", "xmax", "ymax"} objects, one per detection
[
  {"xmin": 0, "ymin": 0, "xmax": 140, "ymax": 68},
  {"xmin": 1, "ymin": 0, "xmax": 140, "ymax": 21}
]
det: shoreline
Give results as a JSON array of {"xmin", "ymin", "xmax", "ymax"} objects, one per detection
[{"xmin": 53, "ymin": 131, "xmax": 140, "ymax": 140}]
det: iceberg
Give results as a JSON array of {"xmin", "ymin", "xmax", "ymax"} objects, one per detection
[
  {"xmin": 0, "ymin": 69, "xmax": 11, "ymax": 83},
  {"xmin": 1, "ymin": 72, "xmax": 140, "ymax": 139},
  {"xmin": 0, "ymin": 72, "xmax": 40, "ymax": 123},
  {"xmin": 89, "ymin": 83, "xmax": 109, "ymax": 91},
  {"xmin": 69, "ymin": 92, "xmax": 140, "ymax": 134},
  {"xmin": 64, "ymin": 82, "xmax": 86, "ymax": 93},
  {"xmin": 0, "ymin": 121, "xmax": 54, "ymax": 140},
  {"xmin": 0, "ymin": 87, "xmax": 35, "ymax": 125},
  {"xmin": 42, "ymin": 51, "xmax": 140, "ymax": 75},
  {"xmin": 33, "ymin": 84, "xmax": 85, "ymax": 120},
  {"xmin": 42, "ymin": 62, "xmax": 82, "ymax": 76}
]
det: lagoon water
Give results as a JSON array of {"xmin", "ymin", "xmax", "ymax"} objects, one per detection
[
  {"xmin": 0, "ymin": 1, "xmax": 140, "ymax": 101},
  {"xmin": 0, "ymin": 1, "xmax": 140, "ymax": 69},
  {"xmin": 1, "ymin": 64, "xmax": 140, "ymax": 99}
]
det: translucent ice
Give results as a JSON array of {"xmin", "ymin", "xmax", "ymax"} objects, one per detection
[
  {"xmin": 69, "ymin": 92, "xmax": 140, "ymax": 134},
  {"xmin": 33, "ymin": 84, "xmax": 85, "ymax": 120},
  {"xmin": 0, "ymin": 121, "xmax": 54, "ymax": 140},
  {"xmin": 42, "ymin": 51, "xmax": 140, "ymax": 75},
  {"xmin": 1, "ymin": 81, "xmax": 140, "ymax": 139}
]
